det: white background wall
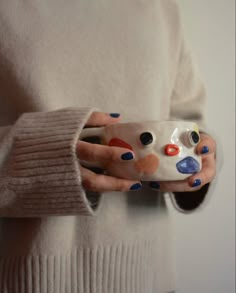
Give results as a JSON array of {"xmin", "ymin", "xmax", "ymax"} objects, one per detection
[{"xmin": 170, "ymin": 1, "xmax": 235, "ymax": 293}]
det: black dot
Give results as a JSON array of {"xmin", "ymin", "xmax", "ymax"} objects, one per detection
[
  {"xmin": 140, "ymin": 132, "xmax": 153, "ymax": 146},
  {"xmin": 191, "ymin": 131, "xmax": 200, "ymax": 144}
]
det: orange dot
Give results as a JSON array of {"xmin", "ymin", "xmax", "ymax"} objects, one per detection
[{"xmin": 135, "ymin": 154, "xmax": 159, "ymax": 175}]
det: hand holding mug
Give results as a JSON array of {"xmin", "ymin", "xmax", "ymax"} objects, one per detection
[
  {"xmin": 78, "ymin": 113, "xmax": 207, "ymax": 192},
  {"xmin": 151, "ymin": 132, "xmax": 216, "ymax": 192},
  {"xmin": 76, "ymin": 112, "xmax": 142, "ymax": 192}
]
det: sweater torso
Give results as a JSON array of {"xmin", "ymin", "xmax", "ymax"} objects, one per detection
[
  {"xmin": 0, "ymin": 1, "xmax": 183, "ymax": 292},
  {"xmin": 0, "ymin": 0, "xmax": 181, "ymax": 123}
]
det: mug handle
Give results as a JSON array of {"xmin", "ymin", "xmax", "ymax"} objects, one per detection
[
  {"xmin": 79, "ymin": 127, "xmax": 105, "ymax": 141},
  {"xmin": 78, "ymin": 127, "xmax": 105, "ymax": 169}
]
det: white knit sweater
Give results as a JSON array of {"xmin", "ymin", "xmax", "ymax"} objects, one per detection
[{"xmin": 0, "ymin": 0, "xmax": 209, "ymax": 292}]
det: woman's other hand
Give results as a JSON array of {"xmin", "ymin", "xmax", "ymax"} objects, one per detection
[{"xmin": 148, "ymin": 133, "xmax": 216, "ymax": 192}]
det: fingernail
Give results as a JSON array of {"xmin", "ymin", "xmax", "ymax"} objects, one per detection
[
  {"xmin": 191, "ymin": 179, "xmax": 202, "ymax": 187},
  {"xmin": 149, "ymin": 182, "xmax": 160, "ymax": 189},
  {"xmin": 201, "ymin": 146, "xmax": 209, "ymax": 154},
  {"xmin": 130, "ymin": 183, "xmax": 142, "ymax": 191},
  {"xmin": 110, "ymin": 113, "xmax": 120, "ymax": 118},
  {"xmin": 121, "ymin": 152, "xmax": 134, "ymax": 160}
]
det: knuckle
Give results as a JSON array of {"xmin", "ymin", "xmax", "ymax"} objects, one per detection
[
  {"xmin": 207, "ymin": 169, "xmax": 216, "ymax": 182},
  {"xmin": 88, "ymin": 149, "xmax": 98, "ymax": 162},
  {"xmin": 77, "ymin": 142, "xmax": 93, "ymax": 160},
  {"xmin": 106, "ymin": 147, "xmax": 117, "ymax": 161},
  {"xmin": 85, "ymin": 144, "xmax": 101, "ymax": 162},
  {"xmin": 90, "ymin": 111, "xmax": 100, "ymax": 121},
  {"xmin": 82, "ymin": 179, "xmax": 93, "ymax": 191},
  {"xmin": 82, "ymin": 175, "xmax": 97, "ymax": 192},
  {"xmin": 76, "ymin": 141, "xmax": 84, "ymax": 154},
  {"xmin": 204, "ymin": 162, "xmax": 216, "ymax": 182},
  {"xmin": 87, "ymin": 111, "xmax": 106, "ymax": 126}
]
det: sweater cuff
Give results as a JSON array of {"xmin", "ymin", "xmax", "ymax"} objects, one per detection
[{"xmin": 2, "ymin": 108, "xmax": 98, "ymax": 217}]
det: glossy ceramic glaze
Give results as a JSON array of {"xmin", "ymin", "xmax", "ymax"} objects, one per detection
[{"xmin": 80, "ymin": 120, "xmax": 202, "ymax": 181}]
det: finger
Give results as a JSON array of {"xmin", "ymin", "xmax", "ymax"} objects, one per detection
[
  {"xmin": 149, "ymin": 180, "xmax": 191, "ymax": 192},
  {"xmin": 148, "ymin": 153, "xmax": 216, "ymax": 192},
  {"xmin": 196, "ymin": 133, "xmax": 216, "ymax": 155},
  {"xmin": 187, "ymin": 152, "xmax": 216, "ymax": 189},
  {"xmin": 80, "ymin": 166, "xmax": 142, "ymax": 192},
  {"xmin": 77, "ymin": 141, "xmax": 135, "ymax": 163},
  {"xmin": 86, "ymin": 112, "xmax": 121, "ymax": 127}
]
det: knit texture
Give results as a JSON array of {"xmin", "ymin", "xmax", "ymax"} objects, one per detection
[
  {"xmin": 0, "ymin": 108, "xmax": 97, "ymax": 217},
  {"xmin": 0, "ymin": 0, "xmax": 212, "ymax": 292},
  {"xmin": 0, "ymin": 240, "xmax": 175, "ymax": 293}
]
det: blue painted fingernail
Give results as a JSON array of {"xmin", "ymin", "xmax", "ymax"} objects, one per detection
[
  {"xmin": 110, "ymin": 113, "xmax": 120, "ymax": 118},
  {"xmin": 201, "ymin": 146, "xmax": 209, "ymax": 154},
  {"xmin": 121, "ymin": 152, "xmax": 134, "ymax": 160},
  {"xmin": 149, "ymin": 182, "xmax": 160, "ymax": 189},
  {"xmin": 130, "ymin": 183, "xmax": 142, "ymax": 191},
  {"xmin": 192, "ymin": 179, "xmax": 202, "ymax": 187}
]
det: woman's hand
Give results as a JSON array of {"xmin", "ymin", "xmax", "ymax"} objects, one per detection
[
  {"xmin": 149, "ymin": 133, "xmax": 216, "ymax": 192},
  {"xmin": 77, "ymin": 112, "xmax": 142, "ymax": 192}
]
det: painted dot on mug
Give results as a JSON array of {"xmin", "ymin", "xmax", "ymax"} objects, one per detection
[
  {"xmin": 135, "ymin": 154, "xmax": 159, "ymax": 175},
  {"xmin": 140, "ymin": 132, "xmax": 153, "ymax": 146},
  {"xmin": 164, "ymin": 144, "xmax": 180, "ymax": 156},
  {"xmin": 108, "ymin": 138, "xmax": 133, "ymax": 150},
  {"xmin": 188, "ymin": 131, "xmax": 200, "ymax": 146},
  {"xmin": 176, "ymin": 156, "xmax": 200, "ymax": 174}
]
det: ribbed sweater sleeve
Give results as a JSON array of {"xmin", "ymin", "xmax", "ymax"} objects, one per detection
[{"xmin": 0, "ymin": 107, "xmax": 97, "ymax": 217}]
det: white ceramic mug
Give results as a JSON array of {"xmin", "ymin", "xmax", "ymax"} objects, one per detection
[{"xmin": 79, "ymin": 120, "xmax": 202, "ymax": 181}]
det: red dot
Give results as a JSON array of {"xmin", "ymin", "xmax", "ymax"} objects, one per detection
[
  {"xmin": 108, "ymin": 138, "xmax": 133, "ymax": 150},
  {"xmin": 164, "ymin": 144, "xmax": 180, "ymax": 156}
]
